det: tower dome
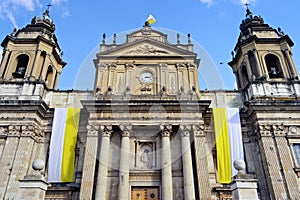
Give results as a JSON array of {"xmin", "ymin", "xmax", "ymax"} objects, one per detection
[{"xmin": 31, "ymin": 8, "xmax": 55, "ymax": 32}]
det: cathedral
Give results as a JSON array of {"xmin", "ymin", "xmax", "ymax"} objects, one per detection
[{"xmin": 0, "ymin": 6, "xmax": 300, "ymax": 200}]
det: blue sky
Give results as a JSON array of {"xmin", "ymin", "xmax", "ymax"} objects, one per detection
[{"xmin": 0, "ymin": 0, "xmax": 299, "ymax": 90}]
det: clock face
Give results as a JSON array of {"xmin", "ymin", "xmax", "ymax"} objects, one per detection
[{"xmin": 140, "ymin": 72, "xmax": 153, "ymax": 83}]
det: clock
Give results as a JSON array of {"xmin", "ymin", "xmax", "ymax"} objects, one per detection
[{"xmin": 140, "ymin": 72, "xmax": 153, "ymax": 83}]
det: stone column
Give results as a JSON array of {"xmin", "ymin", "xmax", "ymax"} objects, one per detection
[
  {"xmin": 118, "ymin": 124, "xmax": 132, "ymax": 200},
  {"xmin": 252, "ymin": 49, "xmax": 263, "ymax": 77},
  {"xmin": 179, "ymin": 125, "xmax": 195, "ymax": 200},
  {"xmin": 284, "ymin": 49, "xmax": 297, "ymax": 78},
  {"xmin": 30, "ymin": 49, "xmax": 42, "ymax": 77},
  {"xmin": 95, "ymin": 125, "xmax": 112, "ymax": 200},
  {"xmin": 0, "ymin": 48, "xmax": 11, "ymax": 77},
  {"xmin": 80, "ymin": 124, "xmax": 99, "ymax": 199},
  {"xmin": 193, "ymin": 124, "xmax": 211, "ymax": 199},
  {"xmin": 160, "ymin": 124, "xmax": 173, "ymax": 200},
  {"xmin": 243, "ymin": 54, "xmax": 253, "ymax": 80}
]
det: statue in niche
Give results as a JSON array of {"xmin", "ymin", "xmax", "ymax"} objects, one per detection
[{"xmin": 141, "ymin": 149, "xmax": 152, "ymax": 169}]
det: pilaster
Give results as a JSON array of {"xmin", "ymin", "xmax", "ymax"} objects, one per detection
[
  {"xmin": 80, "ymin": 124, "xmax": 99, "ymax": 199},
  {"xmin": 4, "ymin": 125, "xmax": 37, "ymax": 199},
  {"xmin": 192, "ymin": 124, "xmax": 211, "ymax": 199},
  {"xmin": 256, "ymin": 124, "xmax": 288, "ymax": 199},
  {"xmin": 272, "ymin": 124, "xmax": 300, "ymax": 199}
]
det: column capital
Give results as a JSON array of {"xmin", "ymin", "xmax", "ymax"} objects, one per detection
[
  {"xmin": 3, "ymin": 48, "xmax": 11, "ymax": 52},
  {"xmin": 186, "ymin": 63, "xmax": 196, "ymax": 69},
  {"xmin": 8, "ymin": 125, "xmax": 21, "ymax": 137},
  {"xmin": 100, "ymin": 125, "xmax": 113, "ymax": 137},
  {"xmin": 125, "ymin": 62, "xmax": 135, "ymax": 69},
  {"xmin": 119, "ymin": 124, "xmax": 132, "ymax": 137},
  {"xmin": 192, "ymin": 124, "xmax": 205, "ymax": 137},
  {"xmin": 175, "ymin": 63, "xmax": 186, "ymax": 69},
  {"xmin": 87, "ymin": 124, "xmax": 99, "ymax": 137},
  {"xmin": 98, "ymin": 63, "xmax": 108, "ymax": 68},
  {"xmin": 272, "ymin": 124, "xmax": 286, "ymax": 137},
  {"xmin": 0, "ymin": 127, "xmax": 8, "ymax": 137},
  {"xmin": 257, "ymin": 124, "xmax": 272, "ymax": 137},
  {"xmin": 160, "ymin": 124, "xmax": 172, "ymax": 137},
  {"xmin": 179, "ymin": 124, "xmax": 192, "ymax": 137},
  {"xmin": 21, "ymin": 125, "xmax": 44, "ymax": 141}
]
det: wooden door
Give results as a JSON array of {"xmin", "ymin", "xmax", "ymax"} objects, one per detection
[{"xmin": 131, "ymin": 187, "xmax": 159, "ymax": 200}]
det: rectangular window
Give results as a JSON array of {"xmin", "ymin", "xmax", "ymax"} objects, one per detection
[{"xmin": 293, "ymin": 144, "xmax": 300, "ymax": 167}]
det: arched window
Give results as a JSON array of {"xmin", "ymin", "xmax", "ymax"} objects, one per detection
[
  {"xmin": 265, "ymin": 54, "xmax": 283, "ymax": 78},
  {"xmin": 45, "ymin": 65, "xmax": 54, "ymax": 86},
  {"xmin": 12, "ymin": 54, "xmax": 29, "ymax": 78},
  {"xmin": 241, "ymin": 65, "xmax": 249, "ymax": 87}
]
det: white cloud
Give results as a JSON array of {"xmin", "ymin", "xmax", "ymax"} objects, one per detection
[
  {"xmin": 233, "ymin": 0, "xmax": 257, "ymax": 6},
  {"xmin": 4, "ymin": 9, "xmax": 18, "ymax": 28},
  {"xmin": 0, "ymin": 0, "xmax": 69, "ymax": 27},
  {"xmin": 200, "ymin": 0, "xmax": 214, "ymax": 7},
  {"xmin": 11, "ymin": 0, "xmax": 35, "ymax": 11},
  {"xmin": 0, "ymin": 0, "xmax": 39, "ymax": 28},
  {"xmin": 51, "ymin": 0, "xmax": 68, "ymax": 5}
]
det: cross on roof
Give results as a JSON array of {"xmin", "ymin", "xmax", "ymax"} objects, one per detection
[
  {"xmin": 244, "ymin": 2, "xmax": 250, "ymax": 9},
  {"xmin": 46, "ymin": 3, "xmax": 52, "ymax": 11}
]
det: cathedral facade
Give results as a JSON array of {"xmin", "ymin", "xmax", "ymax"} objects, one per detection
[{"xmin": 0, "ymin": 7, "xmax": 300, "ymax": 200}]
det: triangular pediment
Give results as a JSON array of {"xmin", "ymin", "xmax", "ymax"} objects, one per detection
[{"xmin": 99, "ymin": 38, "xmax": 197, "ymax": 57}]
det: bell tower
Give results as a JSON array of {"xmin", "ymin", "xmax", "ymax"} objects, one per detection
[
  {"xmin": 0, "ymin": 8, "xmax": 66, "ymax": 90},
  {"xmin": 229, "ymin": 7, "xmax": 300, "ymax": 100}
]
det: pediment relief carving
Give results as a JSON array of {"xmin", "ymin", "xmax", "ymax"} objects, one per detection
[
  {"xmin": 125, "ymin": 45, "xmax": 169, "ymax": 55},
  {"xmin": 288, "ymin": 126, "xmax": 299, "ymax": 135}
]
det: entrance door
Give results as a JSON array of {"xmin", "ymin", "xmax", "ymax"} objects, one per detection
[{"xmin": 131, "ymin": 187, "xmax": 159, "ymax": 200}]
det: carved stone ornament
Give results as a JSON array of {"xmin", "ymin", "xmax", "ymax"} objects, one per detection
[
  {"xmin": 272, "ymin": 124, "xmax": 286, "ymax": 136},
  {"xmin": 100, "ymin": 125, "xmax": 113, "ymax": 137},
  {"xmin": 258, "ymin": 124, "xmax": 272, "ymax": 137},
  {"xmin": 22, "ymin": 125, "xmax": 35, "ymax": 137},
  {"xmin": 98, "ymin": 63, "xmax": 108, "ymax": 68},
  {"xmin": 125, "ymin": 62, "xmax": 135, "ymax": 69},
  {"xmin": 0, "ymin": 127, "xmax": 8, "ymax": 136},
  {"xmin": 192, "ymin": 124, "xmax": 205, "ymax": 137},
  {"xmin": 87, "ymin": 124, "xmax": 99, "ymax": 136},
  {"xmin": 288, "ymin": 126, "xmax": 298, "ymax": 135},
  {"xmin": 126, "ymin": 45, "xmax": 168, "ymax": 55},
  {"xmin": 158, "ymin": 63, "xmax": 167, "ymax": 68},
  {"xmin": 160, "ymin": 124, "xmax": 172, "ymax": 137},
  {"xmin": 179, "ymin": 124, "xmax": 192, "ymax": 137},
  {"xmin": 186, "ymin": 63, "xmax": 196, "ymax": 69},
  {"xmin": 20, "ymin": 125, "xmax": 44, "ymax": 141},
  {"xmin": 108, "ymin": 62, "xmax": 117, "ymax": 69},
  {"xmin": 8, "ymin": 125, "xmax": 21, "ymax": 136},
  {"xmin": 119, "ymin": 124, "xmax": 132, "ymax": 137},
  {"xmin": 175, "ymin": 63, "xmax": 186, "ymax": 69}
]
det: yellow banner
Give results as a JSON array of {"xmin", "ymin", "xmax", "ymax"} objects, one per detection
[
  {"xmin": 61, "ymin": 108, "xmax": 81, "ymax": 182},
  {"xmin": 213, "ymin": 108, "xmax": 232, "ymax": 184}
]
